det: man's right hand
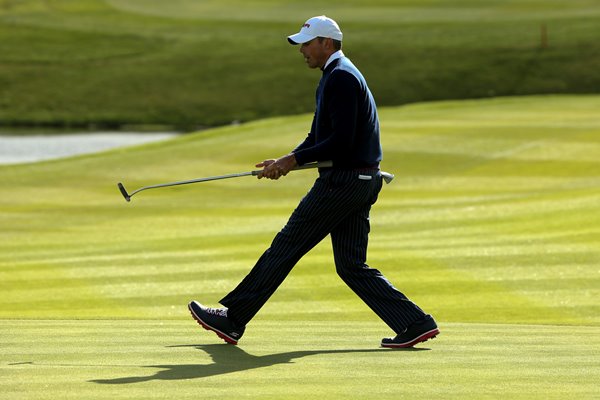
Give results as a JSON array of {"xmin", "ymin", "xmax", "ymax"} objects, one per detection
[{"xmin": 256, "ymin": 154, "xmax": 298, "ymax": 180}]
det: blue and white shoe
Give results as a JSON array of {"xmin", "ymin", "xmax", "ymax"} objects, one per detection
[
  {"xmin": 381, "ymin": 315, "xmax": 439, "ymax": 348},
  {"xmin": 188, "ymin": 301, "xmax": 245, "ymax": 345}
]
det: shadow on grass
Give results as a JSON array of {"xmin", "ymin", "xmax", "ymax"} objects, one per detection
[{"xmin": 91, "ymin": 344, "xmax": 428, "ymax": 384}]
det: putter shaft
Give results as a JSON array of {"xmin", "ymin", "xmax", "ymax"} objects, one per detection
[{"xmin": 118, "ymin": 161, "xmax": 333, "ymax": 202}]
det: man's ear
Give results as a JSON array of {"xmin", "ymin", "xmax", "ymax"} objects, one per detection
[{"xmin": 325, "ymin": 37, "xmax": 334, "ymax": 50}]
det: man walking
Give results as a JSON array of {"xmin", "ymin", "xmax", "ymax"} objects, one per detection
[{"xmin": 189, "ymin": 16, "xmax": 439, "ymax": 348}]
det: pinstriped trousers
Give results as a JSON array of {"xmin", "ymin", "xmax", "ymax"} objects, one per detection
[{"xmin": 220, "ymin": 168, "xmax": 426, "ymax": 333}]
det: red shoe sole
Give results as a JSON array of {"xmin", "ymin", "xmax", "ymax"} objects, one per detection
[
  {"xmin": 381, "ymin": 328, "xmax": 440, "ymax": 348},
  {"xmin": 188, "ymin": 303, "xmax": 238, "ymax": 345}
]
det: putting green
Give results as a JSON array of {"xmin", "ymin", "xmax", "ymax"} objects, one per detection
[
  {"xmin": 1, "ymin": 95, "xmax": 599, "ymax": 398},
  {"xmin": 2, "ymin": 320, "xmax": 599, "ymax": 399}
]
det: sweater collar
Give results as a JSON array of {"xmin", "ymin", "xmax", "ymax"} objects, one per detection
[{"xmin": 321, "ymin": 50, "xmax": 344, "ymax": 72}]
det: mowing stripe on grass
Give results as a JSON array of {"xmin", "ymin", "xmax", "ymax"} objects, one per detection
[{"xmin": 0, "ymin": 95, "xmax": 598, "ymax": 324}]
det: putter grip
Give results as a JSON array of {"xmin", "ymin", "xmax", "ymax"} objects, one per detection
[
  {"xmin": 296, "ymin": 160, "xmax": 333, "ymax": 169},
  {"xmin": 252, "ymin": 160, "xmax": 332, "ymax": 175}
]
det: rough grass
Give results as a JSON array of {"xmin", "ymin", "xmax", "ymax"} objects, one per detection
[{"xmin": 0, "ymin": 0, "xmax": 599, "ymax": 128}]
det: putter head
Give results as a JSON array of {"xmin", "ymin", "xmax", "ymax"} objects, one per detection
[
  {"xmin": 117, "ymin": 182, "xmax": 131, "ymax": 202},
  {"xmin": 381, "ymin": 171, "xmax": 395, "ymax": 184}
]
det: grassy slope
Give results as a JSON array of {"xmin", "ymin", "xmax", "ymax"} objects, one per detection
[
  {"xmin": 0, "ymin": 0, "xmax": 599, "ymax": 128},
  {"xmin": 1, "ymin": 95, "xmax": 598, "ymax": 323},
  {"xmin": 1, "ymin": 95, "xmax": 599, "ymax": 398}
]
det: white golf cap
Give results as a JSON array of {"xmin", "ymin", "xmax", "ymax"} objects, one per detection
[{"xmin": 287, "ymin": 15, "xmax": 343, "ymax": 45}]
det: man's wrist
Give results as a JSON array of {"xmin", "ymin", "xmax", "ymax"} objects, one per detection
[{"xmin": 279, "ymin": 153, "xmax": 297, "ymax": 173}]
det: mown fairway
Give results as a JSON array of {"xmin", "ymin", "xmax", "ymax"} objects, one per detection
[
  {"xmin": 1, "ymin": 0, "xmax": 599, "ymax": 128},
  {"xmin": 1, "ymin": 95, "xmax": 599, "ymax": 398}
]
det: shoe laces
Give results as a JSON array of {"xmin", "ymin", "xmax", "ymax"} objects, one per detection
[{"xmin": 206, "ymin": 307, "xmax": 228, "ymax": 318}]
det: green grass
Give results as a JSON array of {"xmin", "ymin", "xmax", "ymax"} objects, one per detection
[
  {"xmin": 1, "ymin": 0, "xmax": 599, "ymax": 128},
  {"xmin": 1, "ymin": 95, "xmax": 599, "ymax": 398},
  {"xmin": 2, "ymin": 321, "xmax": 599, "ymax": 400}
]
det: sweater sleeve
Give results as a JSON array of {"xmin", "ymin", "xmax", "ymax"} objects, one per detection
[{"xmin": 292, "ymin": 114, "xmax": 317, "ymax": 162}]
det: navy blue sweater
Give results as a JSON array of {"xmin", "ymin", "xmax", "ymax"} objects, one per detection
[{"xmin": 293, "ymin": 56, "xmax": 382, "ymax": 169}]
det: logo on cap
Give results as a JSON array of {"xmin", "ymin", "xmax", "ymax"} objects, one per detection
[{"xmin": 303, "ymin": 23, "xmax": 310, "ymax": 28}]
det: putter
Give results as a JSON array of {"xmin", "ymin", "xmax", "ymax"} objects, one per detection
[
  {"xmin": 118, "ymin": 160, "xmax": 333, "ymax": 202},
  {"xmin": 118, "ymin": 161, "xmax": 395, "ymax": 202}
]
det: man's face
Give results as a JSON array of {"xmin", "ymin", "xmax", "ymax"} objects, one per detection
[{"xmin": 299, "ymin": 38, "xmax": 330, "ymax": 69}]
